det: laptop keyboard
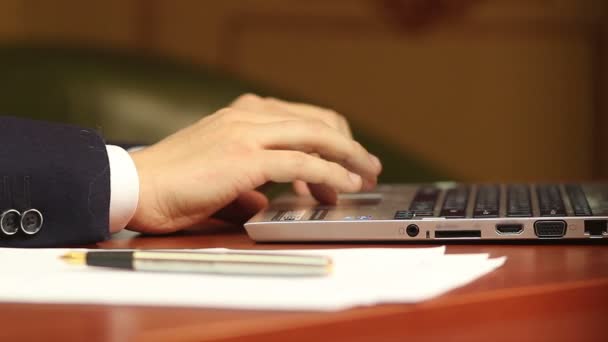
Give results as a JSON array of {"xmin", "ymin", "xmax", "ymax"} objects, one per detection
[
  {"xmin": 440, "ymin": 186, "xmax": 469, "ymax": 218},
  {"xmin": 396, "ymin": 184, "xmax": 601, "ymax": 219},
  {"xmin": 537, "ymin": 184, "xmax": 566, "ymax": 216},
  {"xmin": 408, "ymin": 186, "xmax": 439, "ymax": 217},
  {"xmin": 565, "ymin": 185, "xmax": 592, "ymax": 216},
  {"xmin": 473, "ymin": 185, "xmax": 499, "ymax": 218},
  {"xmin": 506, "ymin": 184, "xmax": 532, "ymax": 217}
]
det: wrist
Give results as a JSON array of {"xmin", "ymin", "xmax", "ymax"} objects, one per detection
[
  {"xmin": 126, "ymin": 149, "xmax": 165, "ymax": 232},
  {"xmin": 106, "ymin": 145, "xmax": 140, "ymax": 234}
]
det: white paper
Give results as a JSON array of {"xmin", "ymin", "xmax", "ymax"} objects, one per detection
[{"xmin": 0, "ymin": 247, "xmax": 505, "ymax": 311}]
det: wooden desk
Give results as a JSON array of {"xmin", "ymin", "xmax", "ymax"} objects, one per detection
[{"xmin": 1, "ymin": 222, "xmax": 607, "ymax": 342}]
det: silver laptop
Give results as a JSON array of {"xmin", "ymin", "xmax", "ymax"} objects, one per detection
[{"xmin": 245, "ymin": 182, "xmax": 608, "ymax": 241}]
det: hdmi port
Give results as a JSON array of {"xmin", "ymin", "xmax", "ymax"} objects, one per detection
[{"xmin": 496, "ymin": 224, "xmax": 524, "ymax": 235}]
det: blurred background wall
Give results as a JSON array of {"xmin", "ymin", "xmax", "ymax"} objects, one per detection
[{"xmin": 0, "ymin": 0, "xmax": 606, "ymax": 182}]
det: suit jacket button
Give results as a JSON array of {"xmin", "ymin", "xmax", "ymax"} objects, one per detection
[
  {"xmin": 21, "ymin": 209, "xmax": 43, "ymax": 235},
  {"xmin": 1, "ymin": 209, "xmax": 21, "ymax": 236}
]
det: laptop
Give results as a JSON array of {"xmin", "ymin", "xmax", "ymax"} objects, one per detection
[{"xmin": 245, "ymin": 182, "xmax": 608, "ymax": 241}]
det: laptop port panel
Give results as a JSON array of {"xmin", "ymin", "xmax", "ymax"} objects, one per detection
[
  {"xmin": 496, "ymin": 224, "xmax": 524, "ymax": 235},
  {"xmin": 584, "ymin": 220, "xmax": 607, "ymax": 237},
  {"xmin": 534, "ymin": 220, "xmax": 566, "ymax": 238},
  {"xmin": 435, "ymin": 230, "xmax": 481, "ymax": 239}
]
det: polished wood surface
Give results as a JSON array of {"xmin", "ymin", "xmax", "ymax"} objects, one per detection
[{"xmin": 1, "ymin": 222, "xmax": 607, "ymax": 342}]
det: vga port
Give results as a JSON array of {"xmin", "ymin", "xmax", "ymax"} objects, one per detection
[{"xmin": 534, "ymin": 220, "xmax": 567, "ymax": 238}]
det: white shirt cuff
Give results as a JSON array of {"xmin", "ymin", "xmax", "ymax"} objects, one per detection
[{"xmin": 106, "ymin": 145, "xmax": 140, "ymax": 233}]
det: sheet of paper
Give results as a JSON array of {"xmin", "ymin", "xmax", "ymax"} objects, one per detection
[{"xmin": 0, "ymin": 247, "xmax": 505, "ymax": 311}]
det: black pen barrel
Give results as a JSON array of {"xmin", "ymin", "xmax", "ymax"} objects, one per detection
[{"xmin": 86, "ymin": 251, "xmax": 134, "ymax": 269}]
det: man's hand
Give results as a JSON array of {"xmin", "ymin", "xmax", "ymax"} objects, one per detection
[{"xmin": 127, "ymin": 94, "xmax": 382, "ymax": 234}]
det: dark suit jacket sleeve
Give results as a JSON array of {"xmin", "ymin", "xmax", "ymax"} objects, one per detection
[{"xmin": 0, "ymin": 116, "xmax": 111, "ymax": 247}]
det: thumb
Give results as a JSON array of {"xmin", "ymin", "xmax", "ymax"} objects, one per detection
[{"xmin": 211, "ymin": 190, "xmax": 269, "ymax": 224}]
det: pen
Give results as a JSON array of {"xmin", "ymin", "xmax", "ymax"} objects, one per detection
[{"xmin": 60, "ymin": 250, "xmax": 332, "ymax": 277}]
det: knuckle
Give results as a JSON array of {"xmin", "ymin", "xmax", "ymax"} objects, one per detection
[
  {"xmin": 330, "ymin": 164, "xmax": 348, "ymax": 186},
  {"xmin": 289, "ymin": 154, "xmax": 315, "ymax": 181},
  {"xmin": 340, "ymin": 140, "xmax": 362, "ymax": 164},
  {"xmin": 325, "ymin": 109, "xmax": 349, "ymax": 131},
  {"xmin": 352, "ymin": 140, "xmax": 365, "ymax": 153},
  {"xmin": 235, "ymin": 93, "xmax": 261, "ymax": 105},
  {"xmin": 323, "ymin": 108, "xmax": 342, "ymax": 122},
  {"xmin": 328, "ymin": 161, "xmax": 341, "ymax": 175},
  {"xmin": 347, "ymin": 140, "xmax": 364, "ymax": 158},
  {"xmin": 341, "ymin": 167, "xmax": 352, "ymax": 184},
  {"xmin": 329, "ymin": 109, "xmax": 348, "ymax": 127},
  {"xmin": 325, "ymin": 108, "xmax": 340, "ymax": 119},
  {"xmin": 289, "ymin": 152, "xmax": 308, "ymax": 169}
]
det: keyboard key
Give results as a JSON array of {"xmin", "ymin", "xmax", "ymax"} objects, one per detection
[
  {"xmin": 409, "ymin": 186, "xmax": 439, "ymax": 217},
  {"xmin": 536, "ymin": 184, "xmax": 566, "ymax": 216},
  {"xmin": 507, "ymin": 184, "xmax": 532, "ymax": 217},
  {"xmin": 566, "ymin": 185, "xmax": 593, "ymax": 216},
  {"xmin": 309, "ymin": 209, "xmax": 328, "ymax": 220},
  {"xmin": 413, "ymin": 211, "xmax": 435, "ymax": 217},
  {"xmin": 394, "ymin": 211, "xmax": 414, "ymax": 220},
  {"xmin": 440, "ymin": 186, "xmax": 469, "ymax": 218},
  {"xmin": 474, "ymin": 185, "xmax": 499, "ymax": 218}
]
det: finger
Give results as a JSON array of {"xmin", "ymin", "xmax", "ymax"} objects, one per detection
[
  {"xmin": 293, "ymin": 180, "xmax": 311, "ymax": 195},
  {"xmin": 306, "ymin": 167, "xmax": 377, "ymax": 201},
  {"xmin": 308, "ymin": 183, "xmax": 338, "ymax": 204},
  {"xmin": 211, "ymin": 190, "xmax": 269, "ymax": 224},
  {"xmin": 252, "ymin": 120, "xmax": 380, "ymax": 180},
  {"xmin": 259, "ymin": 150, "xmax": 363, "ymax": 193},
  {"xmin": 293, "ymin": 153, "xmax": 320, "ymax": 197},
  {"xmin": 265, "ymin": 97, "xmax": 352, "ymax": 138},
  {"xmin": 362, "ymin": 176, "xmax": 377, "ymax": 191}
]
